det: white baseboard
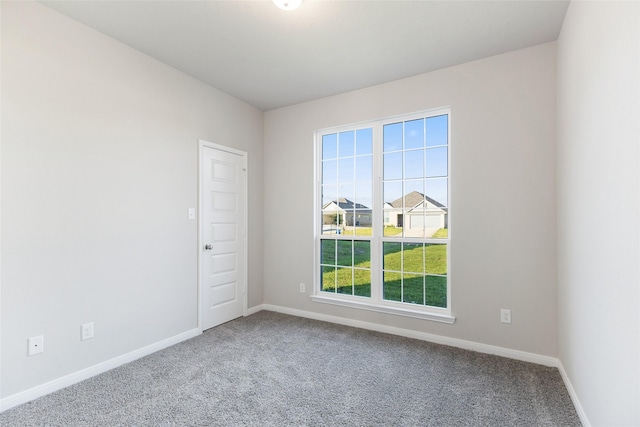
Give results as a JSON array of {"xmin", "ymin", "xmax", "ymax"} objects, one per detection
[
  {"xmin": 557, "ymin": 361, "xmax": 591, "ymax": 427},
  {"xmin": 262, "ymin": 304, "xmax": 559, "ymax": 367},
  {"xmin": 0, "ymin": 328, "xmax": 201, "ymax": 413},
  {"xmin": 246, "ymin": 304, "xmax": 264, "ymax": 316},
  {"xmin": 2, "ymin": 307, "xmax": 584, "ymax": 422}
]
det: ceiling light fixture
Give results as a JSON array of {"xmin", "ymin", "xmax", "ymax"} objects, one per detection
[{"xmin": 272, "ymin": 0, "xmax": 302, "ymax": 11}]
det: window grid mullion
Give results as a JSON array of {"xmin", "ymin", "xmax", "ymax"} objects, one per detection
[{"xmin": 317, "ymin": 109, "xmax": 449, "ymax": 312}]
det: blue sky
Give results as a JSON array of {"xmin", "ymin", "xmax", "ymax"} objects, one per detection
[{"xmin": 322, "ymin": 115, "xmax": 448, "ymax": 208}]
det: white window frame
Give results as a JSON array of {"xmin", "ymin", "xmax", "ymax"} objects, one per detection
[{"xmin": 312, "ymin": 108, "xmax": 455, "ymax": 324}]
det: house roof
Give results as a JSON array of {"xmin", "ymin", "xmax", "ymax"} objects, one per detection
[
  {"xmin": 389, "ymin": 191, "xmax": 445, "ymax": 209},
  {"xmin": 322, "ymin": 198, "xmax": 370, "ymax": 211}
]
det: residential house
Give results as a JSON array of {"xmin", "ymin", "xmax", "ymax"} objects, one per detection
[
  {"xmin": 384, "ymin": 191, "xmax": 447, "ymax": 237},
  {"xmin": 322, "ymin": 198, "xmax": 372, "ymax": 230}
]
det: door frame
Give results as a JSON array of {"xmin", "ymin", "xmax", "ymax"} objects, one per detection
[{"xmin": 197, "ymin": 139, "xmax": 248, "ymax": 332}]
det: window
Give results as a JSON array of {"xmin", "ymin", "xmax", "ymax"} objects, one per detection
[
  {"xmin": 319, "ymin": 129, "xmax": 374, "ymax": 298},
  {"xmin": 315, "ymin": 110, "xmax": 452, "ymax": 323}
]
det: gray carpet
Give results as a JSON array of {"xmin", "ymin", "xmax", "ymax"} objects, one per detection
[{"xmin": 0, "ymin": 311, "xmax": 580, "ymax": 426}]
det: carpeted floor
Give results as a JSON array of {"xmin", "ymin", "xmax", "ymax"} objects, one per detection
[{"xmin": 0, "ymin": 311, "xmax": 580, "ymax": 426}]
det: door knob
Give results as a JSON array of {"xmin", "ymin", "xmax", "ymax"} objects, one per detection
[{"xmin": 204, "ymin": 244, "xmax": 213, "ymax": 250}]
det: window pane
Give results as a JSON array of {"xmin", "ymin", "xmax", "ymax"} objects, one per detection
[
  {"xmin": 383, "ymin": 181, "xmax": 403, "ymax": 207},
  {"xmin": 426, "ymin": 115, "xmax": 448, "ymax": 147},
  {"xmin": 426, "ymin": 147, "xmax": 447, "ymax": 178},
  {"xmin": 321, "ymin": 266, "xmax": 336, "ymax": 292},
  {"xmin": 337, "ymin": 184, "xmax": 354, "ymax": 204},
  {"xmin": 322, "ymin": 186, "xmax": 337, "ymax": 206},
  {"xmin": 354, "ymin": 183, "xmax": 372, "ymax": 211},
  {"xmin": 383, "ymin": 122, "xmax": 402, "ymax": 152},
  {"xmin": 403, "ymin": 274, "xmax": 425, "ymax": 305},
  {"xmin": 321, "ymin": 187, "xmax": 338, "ymax": 236},
  {"xmin": 402, "ymin": 181, "xmax": 424, "ymax": 238},
  {"xmin": 321, "ymin": 239, "xmax": 336, "ymax": 265},
  {"xmin": 425, "ymin": 244, "xmax": 447, "ymax": 275},
  {"xmin": 425, "ymin": 275, "xmax": 447, "ymax": 308},
  {"xmin": 403, "ymin": 212, "xmax": 425, "ymax": 238},
  {"xmin": 383, "ymin": 181, "xmax": 403, "ymax": 236},
  {"xmin": 328, "ymin": 212, "xmax": 346, "ymax": 235},
  {"xmin": 337, "ymin": 240, "xmax": 353, "ymax": 266},
  {"xmin": 353, "ymin": 241, "xmax": 371, "ymax": 268},
  {"xmin": 383, "ymin": 271, "xmax": 402, "ymax": 301},
  {"xmin": 404, "ymin": 179, "xmax": 423, "ymax": 197},
  {"xmin": 353, "ymin": 210, "xmax": 371, "ymax": 235},
  {"xmin": 383, "ymin": 242, "xmax": 402, "ymax": 270},
  {"xmin": 404, "ymin": 119, "xmax": 424, "ymax": 149},
  {"xmin": 402, "ymin": 243, "xmax": 424, "ymax": 273},
  {"xmin": 338, "ymin": 131, "xmax": 355, "ymax": 157},
  {"xmin": 425, "ymin": 177, "xmax": 447, "ymax": 207},
  {"xmin": 355, "ymin": 155, "xmax": 372, "ymax": 182},
  {"xmin": 431, "ymin": 227, "xmax": 448, "ymax": 239},
  {"xmin": 336, "ymin": 267, "xmax": 353, "ymax": 294},
  {"xmin": 353, "ymin": 268, "xmax": 371, "ymax": 297},
  {"xmin": 425, "ymin": 192, "xmax": 448, "ymax": 238},
  {"xmin": 383, "ymin": 152, "xmax": 402, "ymax": 180},
  {"xmin": 322, "ymin": 134, "xmax": 337, "ymax": 159},
  {"xmin": 354, "ymin": 181, "xmax": 372, "ymax": 236},
  {"xmin": 322, "ymin": 160, "xmax": 337, "ymax": 185},
  {"xmin": 356, "ymin": 128, "xmax": 373, "ymax": 155},
  {"xmin": 404, "ymin": 149, "xmax": 424, "ymax": 179},
  {"xmin": 342, "ymin": 210, "xmax": 356, "ymax": 236},
  {"xmin": 385, "ymin": 219, "xmax": 403, "ymax": 236},
  {"xmin": 338, "ymin": 158, "xmax": 354, "ymax": 183}
]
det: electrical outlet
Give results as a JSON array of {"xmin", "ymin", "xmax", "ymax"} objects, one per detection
[
  {"xmin": 81, "ymin": 322, "xmax": 94, "ymax": 341},
  {"xmin": 28, "ymin": 335, "xmax": 44, "ymax": 356},
  {"xmin": 500, "ymin": 309, "xmax": 512, "ymax": 324},
  {"xmin": 299, "ymin": 283, "xmax": 306, "ymax": 293}
]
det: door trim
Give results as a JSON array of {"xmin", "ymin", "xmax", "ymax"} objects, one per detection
[{"xmin": 198, "ymin": 139, "xmax": 248, "ymax": 332}]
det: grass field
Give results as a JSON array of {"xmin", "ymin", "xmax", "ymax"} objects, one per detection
[
  {"xmin": 432, "ymin": 228, "xmax": 448, "ymax": 238},
  {"xmin": 331, "ymin": 226, "xmax": 447, "ymax": 239},
  {"xmin": 332, "ymin": 226, "xmax": 402, "ymax": 236},
  {"xmin": 321, "ymin": 231, "xmax": 447, "ymax": 307}
]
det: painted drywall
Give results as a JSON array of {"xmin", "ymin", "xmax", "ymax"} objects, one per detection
[
  {"xmin": 263, "ymin": 43, "xmax": 557, "ymax": 356},
  {"xmin": 557, "ymin": 2, "xmax": 640, "ymax": 425},
  {"xmin": 1, "ymin": 1, "xmax": 263, "ymax": 398}
]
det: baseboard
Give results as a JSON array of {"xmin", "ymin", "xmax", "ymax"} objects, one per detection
[
  {"xmin": 262, "ymin": 304, "xmax": 559, "ymax": 367},
  {"xmin": 0, "ymin": 328, "xmax": 201, "ymax": 413},
  {"xmin": 1, "ymin": 307, "xmax": 579, "ymax": 417},
  {"xmin": 557, "ymin": 361, "xmax": 591, "ymax": 427},
  {"xmin": 246, "ymin": 304, "xmax": 264, "ymax": 316}
]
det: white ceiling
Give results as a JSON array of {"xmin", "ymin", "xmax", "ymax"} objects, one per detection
[{"xmin": 42, "ymin": 0, "xmax": 570, "ymax": 111}]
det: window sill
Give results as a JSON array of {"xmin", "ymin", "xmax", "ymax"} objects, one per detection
[{"xmin": 310, "ymin": 294, "xmax": 456, "ymax": 324}]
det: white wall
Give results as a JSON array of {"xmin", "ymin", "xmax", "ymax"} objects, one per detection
[
  {"xmin": 557, "ymin": 2, "xmax": 639, "ymax": 425},
  {"xmin": 1, "ymin": 1, "xmax": 263, "ymax": 399},
  {"xmin": 264, "ymin": 43, "xmax": 558, "ymax": 356}
]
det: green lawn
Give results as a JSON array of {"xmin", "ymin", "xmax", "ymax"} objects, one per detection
[
  {"xmin": 337, "ymin": 226, "xmax": 447, "ymax": 237},
  {"xmin": 321, "ymin": 236, "xmax": 447, "ymax": 308},
  {"xmin": 337, "ymin": 226, "xmax": 402, "ymax": 236},
  {"xmin": 383, "ymin": 226, "xmax": 403, "ymax": 236},
  {"xmin": 432, "ymin": 228, "xmax": 449, "ymax": 238}
]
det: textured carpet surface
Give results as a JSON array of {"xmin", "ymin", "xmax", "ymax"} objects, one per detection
[{"xmin": 1, "ymin": 311, "xmax": 580, "ymax": 426}]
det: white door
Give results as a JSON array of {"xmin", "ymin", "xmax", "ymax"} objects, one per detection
[{"xmin": 200, "ymin": 142, "xmax": 247, "ymax": 330}]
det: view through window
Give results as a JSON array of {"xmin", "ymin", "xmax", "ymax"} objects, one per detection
[{"xmin": 318, "ymin": 110, "xmax": 450, "ymax": 313}]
